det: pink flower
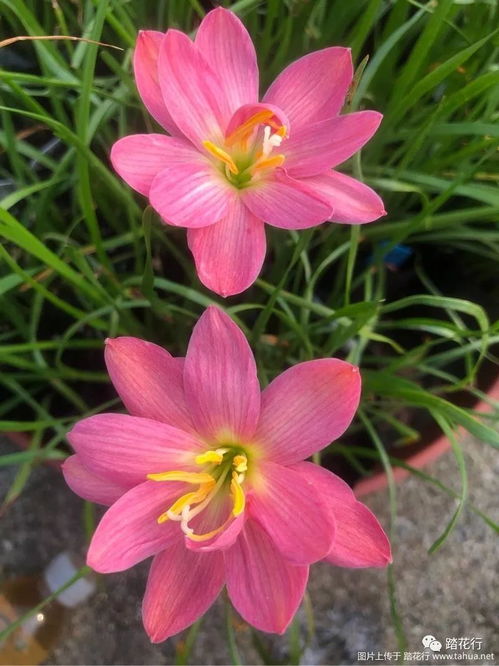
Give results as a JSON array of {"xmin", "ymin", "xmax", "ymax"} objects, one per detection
[
  {"xmin": 111, "ymin": 8, "xmax": 386, "ymax": 297},
  {"xmin": 63, "ymin": 306, "xmax": 391, "ymax": 641}
]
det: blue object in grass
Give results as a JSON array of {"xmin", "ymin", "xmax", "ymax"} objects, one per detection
[{"xmin": 373, "ymin": 242, "xmax": 413, "ymax": 269}]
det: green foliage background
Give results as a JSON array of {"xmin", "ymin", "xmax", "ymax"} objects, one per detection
[{"xmin": 0, "ymin": 0, "xmax": 498, "ymax": 659}]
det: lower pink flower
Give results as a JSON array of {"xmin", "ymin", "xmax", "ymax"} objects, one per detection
[{"xmin": 63, "ymin": 306, "xmax": 391, "ymax": 641}]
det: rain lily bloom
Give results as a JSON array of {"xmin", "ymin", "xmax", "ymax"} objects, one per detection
[
  {"xmin": 111, "ymin": 8, "xmax": 386, "ymax": 297},
  {"xmin": 63, "ymin": 306, "xmax": 391, "ymax": 641}
]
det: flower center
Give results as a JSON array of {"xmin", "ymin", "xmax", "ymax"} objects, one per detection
[
  {"xmin": 147, "ymin": 447, "xmax": 248, "ymax": 542},
  {"xmin": 202, "ymin": 109, "xmax": 287, "ymax": 189}
]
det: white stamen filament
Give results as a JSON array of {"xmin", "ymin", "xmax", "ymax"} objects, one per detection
[{"xmin": 180, "ymin": 505, "xmax": 194, "ymax": 536}]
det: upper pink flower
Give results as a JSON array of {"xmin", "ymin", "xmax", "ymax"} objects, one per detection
[
  {"xmin": 63, "ymin": 306, "xmax": 391, "ymax": 642},
  {"xmin": 111, "ymin": 8, "xmax": 386, "ymax": 297}
]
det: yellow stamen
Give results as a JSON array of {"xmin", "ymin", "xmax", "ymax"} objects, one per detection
[
  {"xmin": 168, "ymin": 492, "xmax": 198, "ymax": 514},
  {"xmin": 153, "ymin": 449, "xmax": 249, "ymax": 540},
  {"xmin": 159, "ymin": 481, "xmax": 215, "ymax": 524},
  {"xmin": 251, "ymin": 154, "xmax": 285, "ymax": 174},
  {"xmin": 183, "ymin": 466, "xmax": 230, "ymax": 522},
  {"xmin": 195, "ymin": 450, "xmax": 224, "ymax": 465},
  {"xmin": 230, "ymin": 471, "xmax": 245, "ymax": 516},
  {"xmin": 185, "ymin": 517, "xmax": 232, "ymax": 542},
  {"xmin": 225, "ymin": 109, "xmax": 275, "ymax": 147},
  {"xmin": 147, "ymin": 471, "xmax": 214, "ymax": 484},
  {"xmin": 276, "ymin": 125, "xmax": 287, "ymax": 138},
  {"xmin": 179, "ymin": 468, "xmax": 233, "ymax": 541},
  {"xmin": 203, "ymin": 140, "xmax": 239, "ymax": 174},
  {"xmin": 182, "ymin": 473, "xmax": 246, "ymax": 541},
  {"xmin": 233, "ymin": 454, "xmax": 248, "ymax": 473}
]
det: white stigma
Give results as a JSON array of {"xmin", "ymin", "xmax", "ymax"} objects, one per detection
[{"xmin": 262, "ymin": 125, "xmax": 283, "ymax": 157}]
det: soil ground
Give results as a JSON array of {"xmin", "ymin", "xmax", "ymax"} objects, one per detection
[{"xmin": 0, "ymin": 435, "xmax": 497, "ymax": 666}]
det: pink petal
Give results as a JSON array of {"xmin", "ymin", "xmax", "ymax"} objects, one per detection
[
  {"xmin": 284, "ymin": 111, "xmax": 383, "ymax": 177},
  {"xmin": 293, "ymin": 462, "xmax": 392, "ymax": 567},
  {"xmin": 184, "ymin": 306, "xmax": 260, "ymax": 442},
  {"xmin": 225, "ymin": 518, "xmax": 308, "ymax": 634},
  {"xmin": 241, "ymin": 171, "xmax": 332, "ymax": 229},
  {"xmin": 195, "ymin": 8, "xmax": 258, "ymax": 115},
  {"xmin": 224, "ymin": 103, "xmax": 288, "ymax": 141},
  {"xmin": 263, "ymin": 47, "xmax": 353, "ymax": 130},
  {"xmin": 87, "ymin": 481, "xmax": 183, "ymax": 573},
  {"xmin": 187, "ymin": 197, "xmax": 266, "ymax": 297},
  {"xmin": 305, "ymin": 170, "xmax": 386, "ymax": 223},
  {"xmin": 110, "ymin": 134, "xmax": 199, "ymax": 196},
  {"xmin": 150, "ymin": 160, "xmax": 236, "ymax": 229},
  {"xmin": 158, "ymin": 30, "xmax": 230, "ymax": 148},
  {"xmin": 255, "ymin": 359, "xmax": 361, "ymax": 464},
  {"xmin": 248, "ymin": 461, "xmax": 334, "ymax": 565},
  {"xmin": 62, "ymin": 455, "xmax": 130, "ymax": 506},
  {"xmin": 325, "ymin": 111, "xmax": 382, "ymax": 168},
  {"xmin": 104, "ymin": 336, "xmax": 192, "ymax": 431},
  {"xmin": 143, "ymin": 544, "xmax": 224, "ymax": 642},
  {"xmin": 68, "ymin": 413, "xmax": 201, "ymax": 487},
  {"xmin": 133, "ymin": 30, "xmax": 181, "ymax": 135},
  {"xmin": 292, "ymin": 111, "xmax": 383, "ymax": 178}
]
